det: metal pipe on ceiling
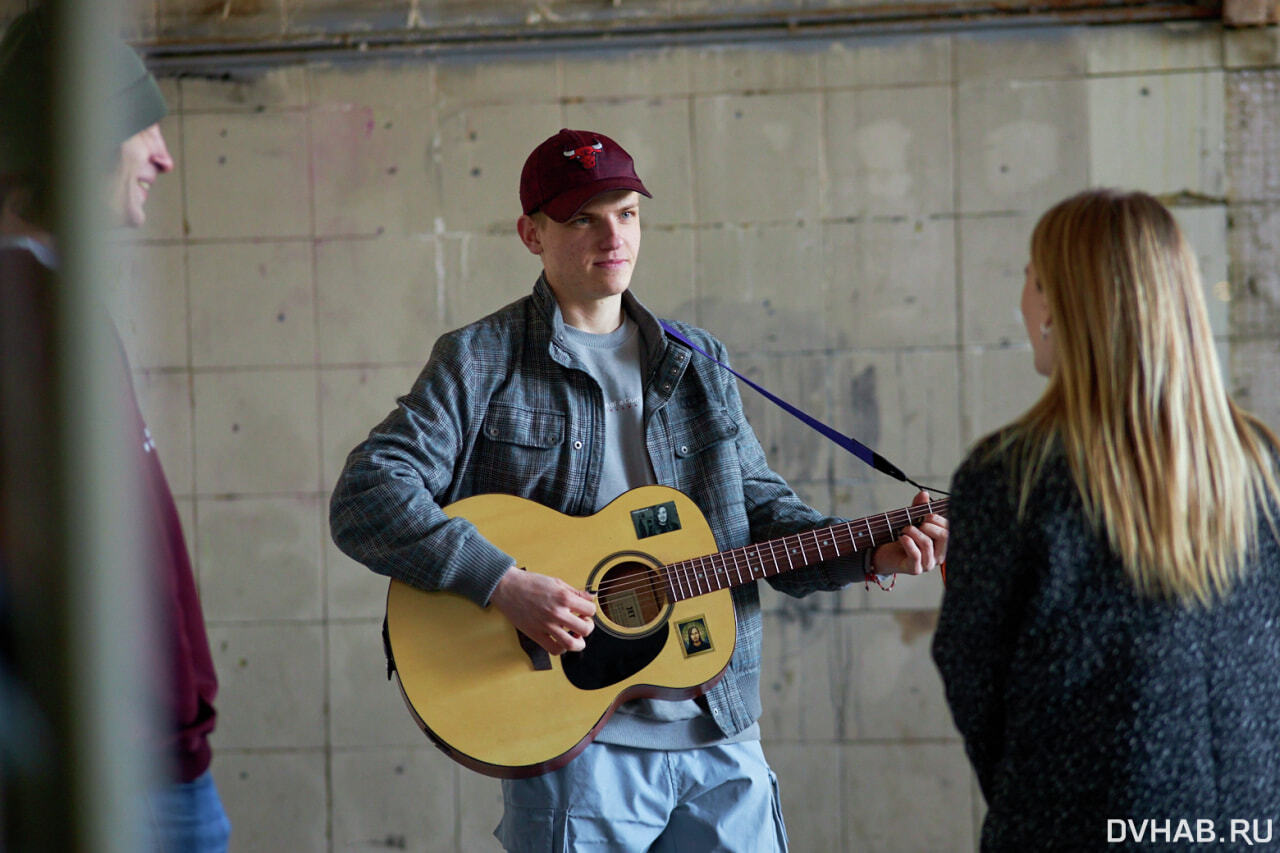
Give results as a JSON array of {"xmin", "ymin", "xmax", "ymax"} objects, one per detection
[{"xmin": 141, "ymin": 0, "xmax": 1222, "ymax": 72}]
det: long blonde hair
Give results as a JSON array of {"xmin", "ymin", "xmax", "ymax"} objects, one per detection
[{"xmin": 1002, "ymin": 189, "xmax": 1280, "ymax": 605}]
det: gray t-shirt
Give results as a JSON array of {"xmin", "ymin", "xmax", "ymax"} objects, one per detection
[
  {"xmin": 560, "ymin": 316, "xmax": 758, "ymax": 748},
  {"xmin": 560, "ymin": 317, "xmax": 654, "ymax": 509}
]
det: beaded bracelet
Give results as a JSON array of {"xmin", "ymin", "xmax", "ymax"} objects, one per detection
[{"xmin": 864, "ymin": 571, "xmax": 896, "ymax": 591}]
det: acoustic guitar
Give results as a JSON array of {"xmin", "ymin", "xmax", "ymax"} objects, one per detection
[{"xmin": 385, "ymin": 484, "xmax": 947, "ymax": 778}]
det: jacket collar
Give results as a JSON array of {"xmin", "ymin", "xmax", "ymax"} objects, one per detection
[{"xmin": 531, "ymin": 273, "xmax": 673, "ymax": 372}]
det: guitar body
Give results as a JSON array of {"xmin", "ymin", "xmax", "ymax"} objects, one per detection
[{"xmin": 386, "ymin": 485, "xmax": 735, "ymax": 779}]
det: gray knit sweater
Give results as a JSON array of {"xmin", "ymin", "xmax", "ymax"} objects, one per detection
[{"xmin": 933, "ymin": 434, "xmax": 1280, "ymax": 851}]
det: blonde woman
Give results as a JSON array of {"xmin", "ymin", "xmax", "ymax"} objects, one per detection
[{"xmin": 933, "ymin": 189, "xmax": 1280, "ymax": 850}]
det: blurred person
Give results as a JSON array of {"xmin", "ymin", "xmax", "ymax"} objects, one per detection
[
  {"xmin": 933, "ymin": 189, "xmax": 1280, "ymax": 850},
  {"xmin": 330, "ymin": 127, "xmax": 948, "ymax": 851},
  {"xmin": 0, "ymin": 8, "xmax": 229, "ymax": 851}
]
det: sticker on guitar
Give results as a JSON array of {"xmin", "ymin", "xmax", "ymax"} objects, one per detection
[{"xmin": 677, "ymin": 616, "xmax": 714, "ymax": 657}]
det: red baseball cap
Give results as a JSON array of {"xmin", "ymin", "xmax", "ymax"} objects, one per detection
[{"xmin": 519, "ymin": 128, "xmax": 651, "ymax": 222}]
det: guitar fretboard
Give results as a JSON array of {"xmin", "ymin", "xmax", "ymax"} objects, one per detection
[{"xmin": 661, "ymin": 498, "xmax": 948, "ymax": 602}]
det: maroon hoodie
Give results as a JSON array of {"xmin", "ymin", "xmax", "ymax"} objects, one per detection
[
  {"xmin": 1, "ymin": 242, "xmax": 218, "ymax": 782},
  {"xmin": 120, "ymin": 324, "xmax": 219, "ymax": 782}
]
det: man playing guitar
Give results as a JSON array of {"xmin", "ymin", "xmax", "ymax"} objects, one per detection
[{"xmin": 329, "ymin": 127, "xmax": 947, "ymax": 852}]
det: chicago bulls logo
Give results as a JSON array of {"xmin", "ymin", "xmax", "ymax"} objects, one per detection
[{"xmin": 563, "ymin": 140, "xmax": 604, "ymax": 169}]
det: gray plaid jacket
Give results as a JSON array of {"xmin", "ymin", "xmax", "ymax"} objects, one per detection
[{"xmin": 329, "ymin": 275, "xmax": 863, "ymax": 737}]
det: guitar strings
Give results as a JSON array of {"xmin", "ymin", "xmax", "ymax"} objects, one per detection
[
  {"xmin": 592, "ymin": 520, "xmax": 907, "ymax": 610},
  {"xmin": 591, "ymin": 499, "xmax": 948, "ymax": 610},
  {"xmin": 645, "ymin": 499, "xmax": 950, "ymax": 600}
]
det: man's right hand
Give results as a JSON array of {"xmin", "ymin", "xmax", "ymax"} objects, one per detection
[{"xmin": 488, "ymin": 567, "xmax": 596, "ymax": 655}]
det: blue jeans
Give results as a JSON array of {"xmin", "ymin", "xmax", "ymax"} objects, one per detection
[
  {"xmin": 496, "ymin": 741, "xmax": 789, "ymax": 852},
  {"xmin": 144, "ymin": 769, "xmax": 231, "ymax": 853}
]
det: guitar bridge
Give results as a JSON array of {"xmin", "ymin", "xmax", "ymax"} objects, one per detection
[{"xmin": 516, "ymin": 629, "xmax": 552, "ymax": 671}]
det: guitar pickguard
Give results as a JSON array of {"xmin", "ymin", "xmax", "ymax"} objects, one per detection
[{"xmin": 560, "ymin": 624, "xmax": 668, "ymax": 690}]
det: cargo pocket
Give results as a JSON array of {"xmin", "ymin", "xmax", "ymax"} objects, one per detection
[
  {"xmin": 768, "ymin": 767, "xmax": 790, "ymax": 852},
  {"xmin": 495, "ymin": 805, "xmax": 569, "ymax": 852}
]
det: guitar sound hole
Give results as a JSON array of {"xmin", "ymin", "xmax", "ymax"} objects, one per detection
[
  {"xmin": 564, "ymin": 556, "xmax": 671, "ymax": 691},
  {"xmin": 598, "ymin": 561, "xmax": 667, "ymax": 630}
]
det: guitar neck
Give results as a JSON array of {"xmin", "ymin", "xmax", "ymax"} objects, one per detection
[{"xmin": 662, "ymin": 498, "xmax": 948, "ymax": 603}]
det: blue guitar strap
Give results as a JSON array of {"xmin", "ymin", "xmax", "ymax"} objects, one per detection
[{"xmin": 660, "ymin": 320, "xmax": 942, "ymax": 494}]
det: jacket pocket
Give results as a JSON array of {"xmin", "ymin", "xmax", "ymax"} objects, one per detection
[
  {"xmin": 670, "ymin": 407, "xmax": 739, "ymax": 459},
  {"xmin": 472, "ymin": 403, "xmax": 569, "ymax": 498},
  {"xmin": 480, "ymin": 403, "xmax": 565, "ymax": 449}
]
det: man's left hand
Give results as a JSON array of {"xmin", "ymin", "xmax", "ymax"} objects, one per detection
[{"xmin": 870, "ymin": 490, "xmax": 948, "ymax": 576}]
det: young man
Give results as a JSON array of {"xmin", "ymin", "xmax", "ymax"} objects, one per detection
[
  {"xmin": 330, "ymin": 127, "xmax": 948, "ymax": 851},
  {"xmin": 0, "ymin": 9, "xmax": 229, "ymax": 851}
]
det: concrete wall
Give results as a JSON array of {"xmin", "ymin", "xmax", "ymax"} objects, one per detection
[{"xmin": 86, "ymin": 19, "xmax": 1280, "ymax": 853}]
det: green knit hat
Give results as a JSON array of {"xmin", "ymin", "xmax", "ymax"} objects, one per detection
[{"xmin": 0, "ymin": 7, "xmax": 168, "ymax": 177}]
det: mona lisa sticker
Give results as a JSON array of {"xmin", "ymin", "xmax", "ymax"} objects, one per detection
[{"xmin": 676, "ymin": 616, "xmax": 713, "ymax": 657}]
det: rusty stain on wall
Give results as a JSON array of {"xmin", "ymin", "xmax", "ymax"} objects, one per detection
[
  {"xmin": 196, "ymin": 0, "xmax": 268, "ymax": 17},
  {"xmin": 894, "ymin": 609, "xmax": 939, "ymax": 644}
]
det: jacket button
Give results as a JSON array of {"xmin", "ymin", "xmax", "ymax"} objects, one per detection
[
  {"xmin": 662, "ymin": 382, "xmax": 672, "ymax": 392},
  {"xmin": 573, "ymin": 440, "xmax": 583, "ymax": 450},
  {"xmin": 679, "ymin": 445, "xmax": 689, "ymax": 454}
]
